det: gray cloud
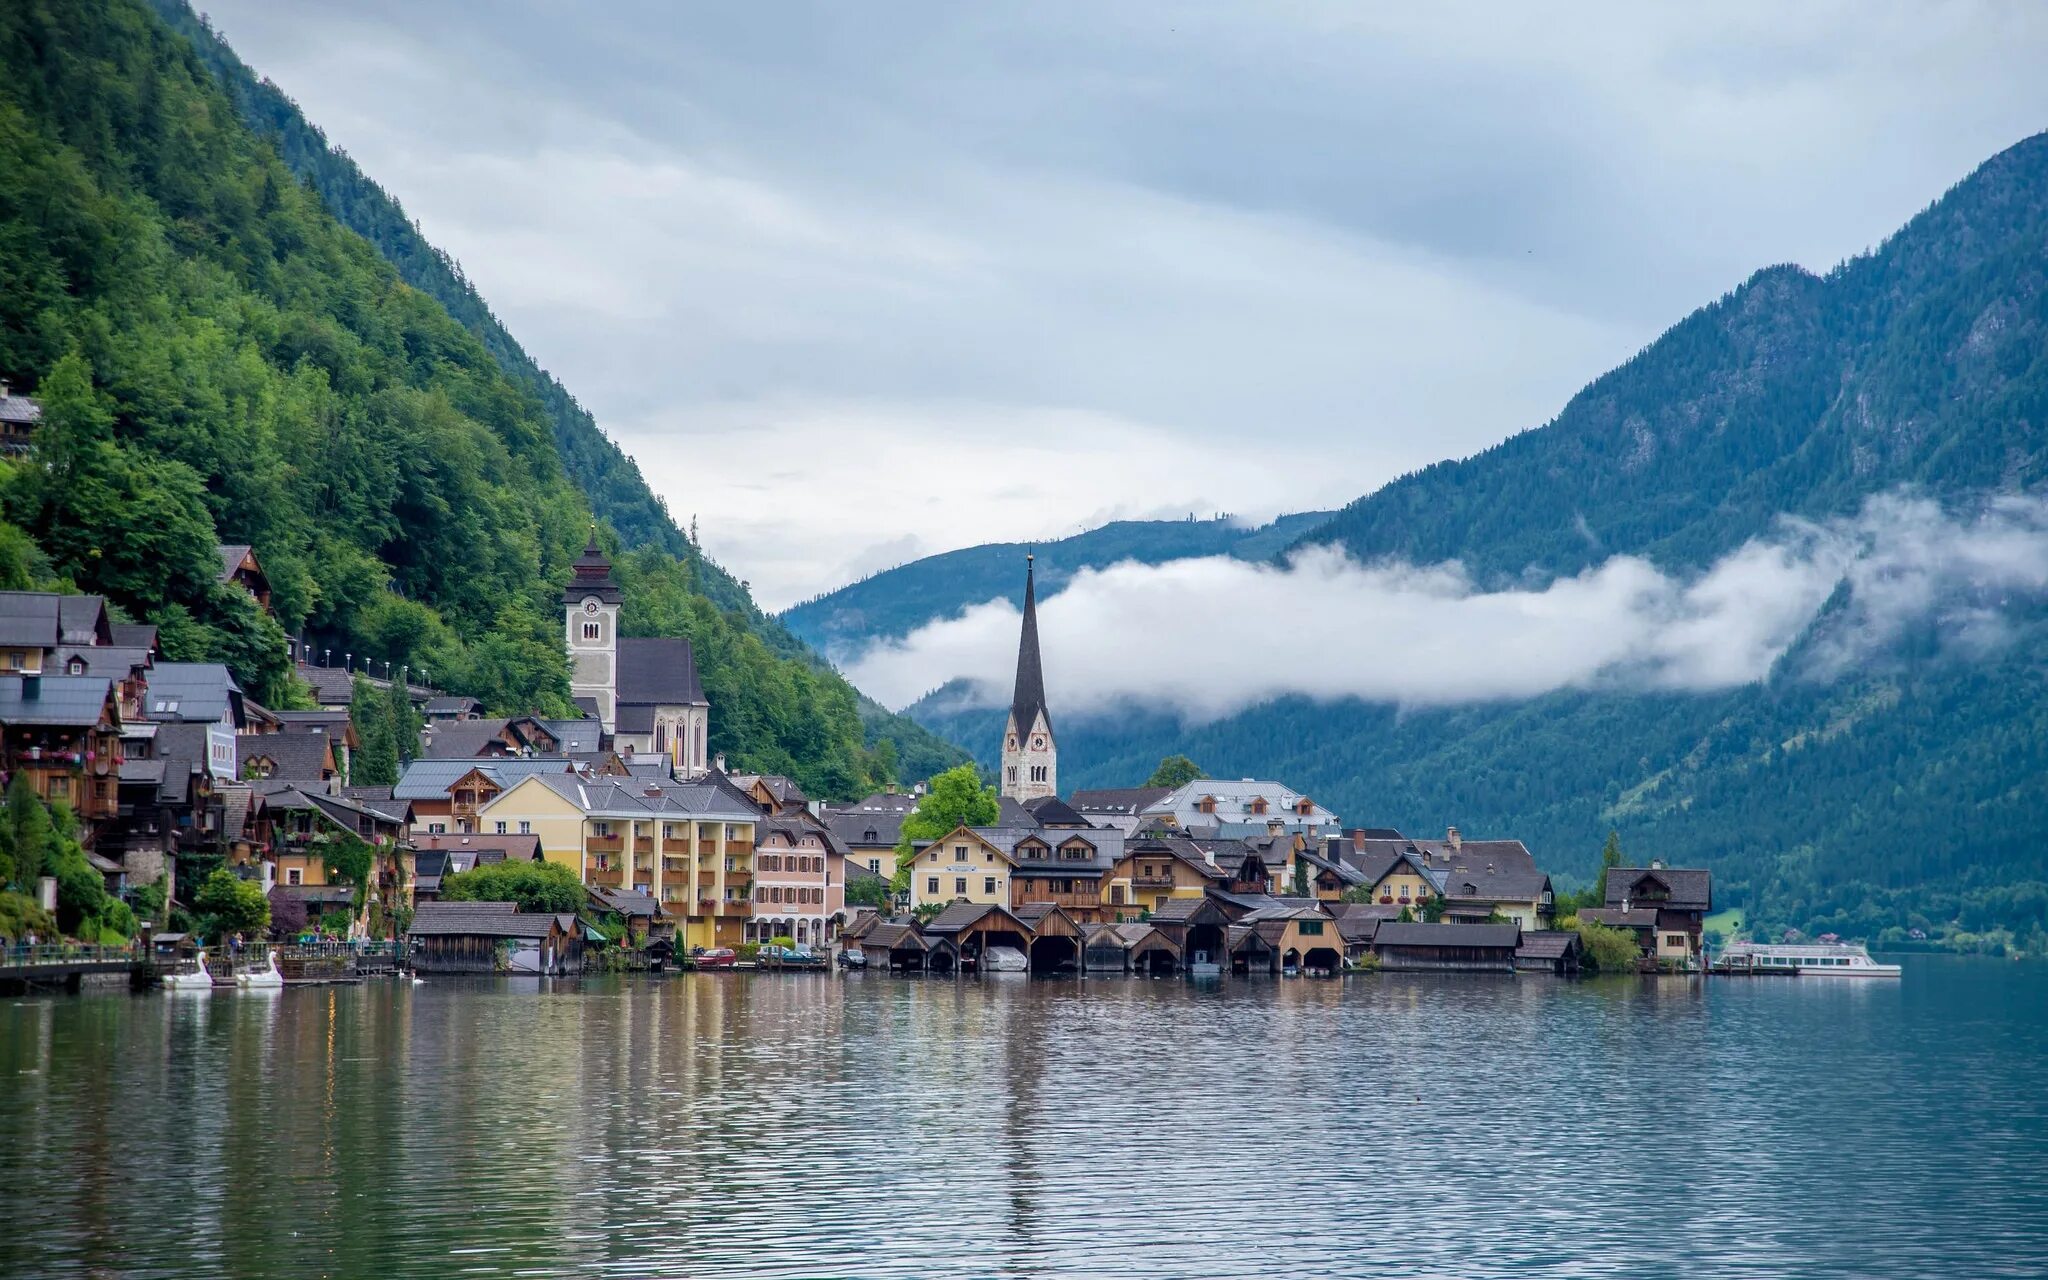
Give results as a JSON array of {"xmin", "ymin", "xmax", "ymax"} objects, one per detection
[
  {"xmin": 197, "ymin": 2, "xmax": 2048, "ymax": 604},
  {"xmin": 846, "ymin": 494, "xmax": 2048, "ymax": 717}
]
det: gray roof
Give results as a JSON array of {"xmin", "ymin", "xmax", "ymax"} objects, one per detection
[
  {"xmin": 0, "ymin": 386, "xmax": 42, "ymax": 426},
  {"xmin": 0, "ymin": 674, "xmax": 115, "ymax": 726},
  {"xmin": 541, "ymin": 718, "xmax": 601, "ymax": 753},
  {"xmin": 1438, "ymin": 847, "xmax": 1551, "ymax": 905},
  {"xmin": 1071, "ymin": 787, "xmax": 1172, "ymax": 815},
  {"xmin": 409, "ymin": 901, "xmax": 564, "ymax": 939},
  {"xmin": 392, "ymin": 757, "xmax": 573, "ymax": 800},
  {"xmin": 617, "ymin": 636, "xmax": 705, "ymax": 707},
  {"xmin": 1373, "ymin": 923, "xmax": 1521, "ymax": 949},
  {"xmin": 300, "ymin": 666, "xmax": 356, "ymax": 705},
  {"xmin": 235, "ymin": 732, "xmax": 333, "ymax": 782},
  {"xmin": 590, "ymin": 885, "xmax": 663, "ymax": 918},
  {"xmin": 0, "ymin": 591, "xmax": 110, "ymax": 648},
  {"xmin": 863, "ymin": 921, "xmax": 925, "ymax": 951},
  {"xmin": 824, "ymin": 810, "xmax": 905, "ymax": 849},
  {"xmin": 418, "ymin": 718, "xmax": 520, "ymax": 758},
  {"xmin": 923, "ymin": 901, "xmax": 1024, "ymax": 935},
  {"xmin": 52, "ymin": 645, "xmax": 151, "ymax": 680},
  {"xmin": 1516, "ymin": 931, "xmax": 1581, "ymax": 960},
  {"xmin": 1002, "ymin": 825, "xmax": 1124, "ymax": 876},
  {"xmin": 109, "ymin": 623, "xmax": 157, "ymax": 651},
  {"xmin": 217, "ymin": 544, "xmax": 255, "ymax": 584},
  {"xmin": 1579, "ymin": 907, "xmax": 1659, "ymax": 929},
  {"xmin": 1604, "ymin": 867, "xmax": 1712, "ymax": 913},
  {"xmin": 143, "ymin": 663, "xmax": 242, "ymax": 725},
  {"xmin": 424, "ymin": 695, "xmax": 481, "ymax": 716},
  {"xmin": 509, "ymin": 771, "xmax": 758, "ymax": 821}
]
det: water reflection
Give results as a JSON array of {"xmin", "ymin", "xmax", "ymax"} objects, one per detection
[{"xmin": 1, "ymin": 962, "xmax": 2044, "ymax": 1278}]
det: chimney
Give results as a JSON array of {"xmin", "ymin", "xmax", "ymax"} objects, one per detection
[
  {"xmin": 1446, "ymin": 826, "xmax": 1461, "ymax": 852},
  {"xmin": 1650, "ymin": 859, "xmax": 1664, "ymax": 870},
  {"xmin": 713, "ymin": 752, "xmax": 727, "ymax": 774},
  {"xmin": 1266, "ymin": 818, "xmax": 1284, "ymax": 836},
  {"xmin": 1349, "ymin": 828, "xmax": 1366, "ymax": 851}
]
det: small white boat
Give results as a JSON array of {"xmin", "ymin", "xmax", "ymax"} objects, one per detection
[
  {"xmin": 163, "ymin": 952, "xmax": 215, "ymax": 991},
  {"xmin": 236, "ymin": 952, "xmax": 285, "ymax": 989},
  {"xmin": 982, "ymin": 946, "xmax": 1028, "ymax": 972},
  {"xmin": 1718, "ymin": 940, "xmax": 1901, "ymax": 977}
]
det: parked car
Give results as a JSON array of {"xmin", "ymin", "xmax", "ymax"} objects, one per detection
[
  {"xmin": 695, "ymin": 947, "xmax": 737, "ymax": 969},
  {"xmin": 838, "ymin": 948, "xmax": 867, "ymax": 970},
  {"xmin": 757, "ymin": 944, "xmax": 826, "ymax": 969}
]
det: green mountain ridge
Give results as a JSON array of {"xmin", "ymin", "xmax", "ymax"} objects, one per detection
[
  {"xmin": 781, "ymin": 510, "xmax": 1333, "ymax": 658},
  {"xmin": 905, "ymin": 133, "xmax": 2048, "ymax": 950},
  {"xmin": 0, "ymin": 0, "xmax": 963, "ymax": 797}
]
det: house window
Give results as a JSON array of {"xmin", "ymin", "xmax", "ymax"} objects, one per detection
[
  {"xmin": 519, "ymin": 821, "xmax": 531, "ymax": 834},
  {"xmin": 868, "ymin": 858, "xmax": 881, "ymax": 874},
  {"xmin": 954, "ymin": 844, "xmax": 968, "ymax": 858},
  {"xmin": 428, "ymin": 823, "xmax": 446, "ymax": 834},
  {"xmin": 984, "ymin": 877, "xmax": 997, "ymax": 895},
  {"xmin": 1666, "ymin": 934, "xmax": 1688, "ymax": 948},
  {"xmin": 926, "ymin": 876, "xmax": 939, "ymax": 896},
  {"xmin": 495, "ymin": 821, "xmax": 507, "ymax": 834},
  {"xmin": 1298, "ymin": 920, "xmax": 1324, "ymax": 936},
  {"xmin": 286, "ymin": 867, "xmax": 302, "ymax": 886},
  {"xmin": 67, "ymin": 657, "xmax": 85, "ymax": 675},
  {"xmin": 954, "ymin": 877, "xmax": 967, "ymax": 896},
  {"xmin": 591, "ymin": 822, "xmax": 611, "ymax": 837},
  {"xmin": 1110, "ymin": 885, "xmax": 1125, "ymax": 905}
]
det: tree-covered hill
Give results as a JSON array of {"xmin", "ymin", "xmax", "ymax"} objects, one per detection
[
  {"xmin": 906, "ymin": 133, "xmax": 2048, "ymax": 951},
  {"xmin": 781, "ymin": 511, "xmax": 1332, "ymax": 659},
  {"xmin": 141, "ymin": 0, "xmax": 964, "ymax": 783},
  {"xmin": 0, "ymin": 0, "xmax": 961, "ymax": 796}
]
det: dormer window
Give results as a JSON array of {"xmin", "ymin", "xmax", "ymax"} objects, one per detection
[
  {"xmin": 1250, "ymin": 798, "xmax": 1268, "ymax": 816},
  {"xmin": 67, "ymin": 657, "xmax": 85, "ymax": 675}
]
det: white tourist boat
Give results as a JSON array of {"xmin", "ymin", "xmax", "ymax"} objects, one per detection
[
  {"xmin": 1717, "ymin": 940, "xmax": 1901, "ymax": 977},
  {"xmin": 163, "ymin": 951, "xmax": 215, "ymax": 991},
  {"xmin": 982, "ymin": 946, "xmax": 1028, "ymax": 972}
]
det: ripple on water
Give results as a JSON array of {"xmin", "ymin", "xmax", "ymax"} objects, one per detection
[{"xmin": 0, "ymin": 960, "xmax": 2043, "ymax": 1278}]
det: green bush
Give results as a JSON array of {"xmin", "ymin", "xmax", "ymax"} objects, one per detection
[
  {"xmin": 441, "ymin": 860, "xmax": 583, "ymax": 914},
  {"xmin": 1565, "ymin": 917, "xmax": 1644, "ymax": 973},
  {"xmin": 0, "ymin": 890, "xmax": 57, "ymax": 943},
  {"xmin": 736, "ymin": 942, "xmax": 762, "ymax": 963}
]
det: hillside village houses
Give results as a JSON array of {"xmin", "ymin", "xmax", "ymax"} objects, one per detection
[{"xmin": 0, "ymin": 513, "xmax": 1710, "ymax": 976}]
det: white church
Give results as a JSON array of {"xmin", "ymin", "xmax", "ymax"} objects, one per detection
[{"xmin": 563, "ymin": 534, "xmax": 711, "ymax": 774}]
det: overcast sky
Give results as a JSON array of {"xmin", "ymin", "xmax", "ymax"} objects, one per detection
[{"xmin": 198, "ymin": 1, "xmax": 2048, "ymax": 609}]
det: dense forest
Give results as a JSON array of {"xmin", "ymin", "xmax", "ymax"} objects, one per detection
[
  {"xmin": 0, "ymin": 0, "xmax": 961, "ymax": 796},
  {"xmin": 909, "ymin": 132, "xmax": 2048, "ymax": 951},
  {"xmin": 782, "ymin": 511, "xmax": 1332, "ymax": 659}
]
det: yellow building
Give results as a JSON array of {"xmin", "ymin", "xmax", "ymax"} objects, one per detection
[
  {"xmin": 907, "ymin": 825, "xmax": 1014, "ymax": 912},
  {"xmin": 1104, "ymin": 837, "xmax": 1217, "ymax": 917},
  {"xmin": 478, "ymin": 772, "xmax": 759, "ymax": 950}
]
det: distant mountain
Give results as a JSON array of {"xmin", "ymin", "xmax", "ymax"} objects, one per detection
[
  {"xmin": 143, "ymin": 1, "xmax": 967, "ymax": 785},
  {"xmin": 782, "ymin": 511, "xmax": 1332, "ymax": 658},
  {"xmin": 911, "ymin": 134, "xmax": 2048, "ymax": 950}
]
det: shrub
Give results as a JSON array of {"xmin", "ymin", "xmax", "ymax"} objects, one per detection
[
  {"xmin": 441, "ymin": 860, "xmax": 583, "ymax": 914},
  {"xmin": 1565, "ymin": 917, "xmax": 1643, "ymax": 973},
  {"xmin": 736, "ymin": 941, "xmax": 762, "ymax": 963}
]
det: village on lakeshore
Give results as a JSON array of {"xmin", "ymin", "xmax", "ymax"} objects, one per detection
[{"xmin": 0, "ymin": 525, "xmax": 1748, "ymax": 990}]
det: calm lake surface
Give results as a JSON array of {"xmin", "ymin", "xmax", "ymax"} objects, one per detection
[{"xmin": 2, "ymin": 959, "xmax": 2043, "ymax": 1279}]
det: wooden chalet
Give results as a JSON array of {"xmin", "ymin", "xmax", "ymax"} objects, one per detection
[
  {"xmin": 1081, "ymin": 922, "xmax": 1180, "ymax": 975},
  {"xmin": 1371, "ymin": 922, "xmax": 1521, "ymax": 973},
  {"xmin": 409, "ymin": 901, "xmax": 581, "ymax": 975},
  {"xmin": 1514, "ymin": 930, "xmax": 1583, "ymax": 975}
]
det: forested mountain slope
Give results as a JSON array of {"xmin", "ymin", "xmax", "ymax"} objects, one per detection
[
  {"xmin": 0, "ymin": 0, "xmax": 961, "ymax": 796},
  {"xmin": 910, "ymin": 134, "xmax": 2048, "ymax": 950},
  {"xmin": 143, "ymin": 0, "xmax": 963, "ymax": 782},
  {"xmin": 782, "ymin": 511, "xmax": 1331, "ymax": 658}
]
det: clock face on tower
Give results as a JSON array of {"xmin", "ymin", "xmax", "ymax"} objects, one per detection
[{"xmin": 583, "ymin": 598, "xmax": 600, "ymax": 615}]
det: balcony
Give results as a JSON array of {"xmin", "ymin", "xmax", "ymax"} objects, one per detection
[
  {"xmin": 633, "ymin": 837, "xmax": 654, "ymax": 854},
  {"xmin": 1133, "ymin": 875, "xmax": 1175, "ymax": 889},
  {"xmin": 586, "ymin": 835, "xmax": 624, "ymax": 854},
  {"xmin": 585, "ymin": 867, "xmax": 625, "ymax": 888}
]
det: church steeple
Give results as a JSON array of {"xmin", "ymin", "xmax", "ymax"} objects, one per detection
[{"xmin": 1001, "ymin": 553, "xmax": 1056, "ymax": 802}]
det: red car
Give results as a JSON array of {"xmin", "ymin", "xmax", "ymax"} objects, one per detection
[{"xmin": 694, "ymin": 948, "xmax": 737, "ymax": 969}]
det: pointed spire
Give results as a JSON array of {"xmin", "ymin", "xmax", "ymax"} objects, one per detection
[
  {"xmin": 564, "ymin": 520, "xmax": 621, "ymax": 604},
  {"xmin": 1010, "ymin": 552, "xmax": 1049, "ymax": 737}
]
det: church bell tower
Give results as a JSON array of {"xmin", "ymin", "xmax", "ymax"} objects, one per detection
[
  {"xmin": 563, "ymin": 530, "xmax": 622, "ymax": 731},
  {"xmin": 1001, "ymin": 554, "xmax": 1057, "ymax": 802}
]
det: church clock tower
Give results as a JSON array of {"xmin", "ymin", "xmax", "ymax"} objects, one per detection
[
  {"xmin": 563, "ymin": 531, "xmax": 622, "ymax": 732},
  {"xmin": 1000, "ymin": 554, "xmax": 1057, "ymax": 802}
]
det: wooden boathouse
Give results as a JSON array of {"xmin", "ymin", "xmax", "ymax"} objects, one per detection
[{"xmin": 1370, "ymin": 922, "xmax": 1521, "ymax": 973}]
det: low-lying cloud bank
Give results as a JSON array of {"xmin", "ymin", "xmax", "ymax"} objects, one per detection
[{"xmin": 846, "ymin": 493, "xmax": 2048, "ymax": 719}]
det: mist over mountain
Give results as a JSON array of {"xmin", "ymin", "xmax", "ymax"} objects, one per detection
[
  {"xmin": 780, "ymin": 510, "xmax": 1332, "ymax": 662},
  {"xmin": 896, "ymin": 132, "xmax": 2048, "ymax": 947}
]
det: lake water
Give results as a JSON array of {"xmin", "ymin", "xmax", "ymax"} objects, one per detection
[{"xmin": 2, "ymin": 959, "xmax": 2043, "ymax": 1279}]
